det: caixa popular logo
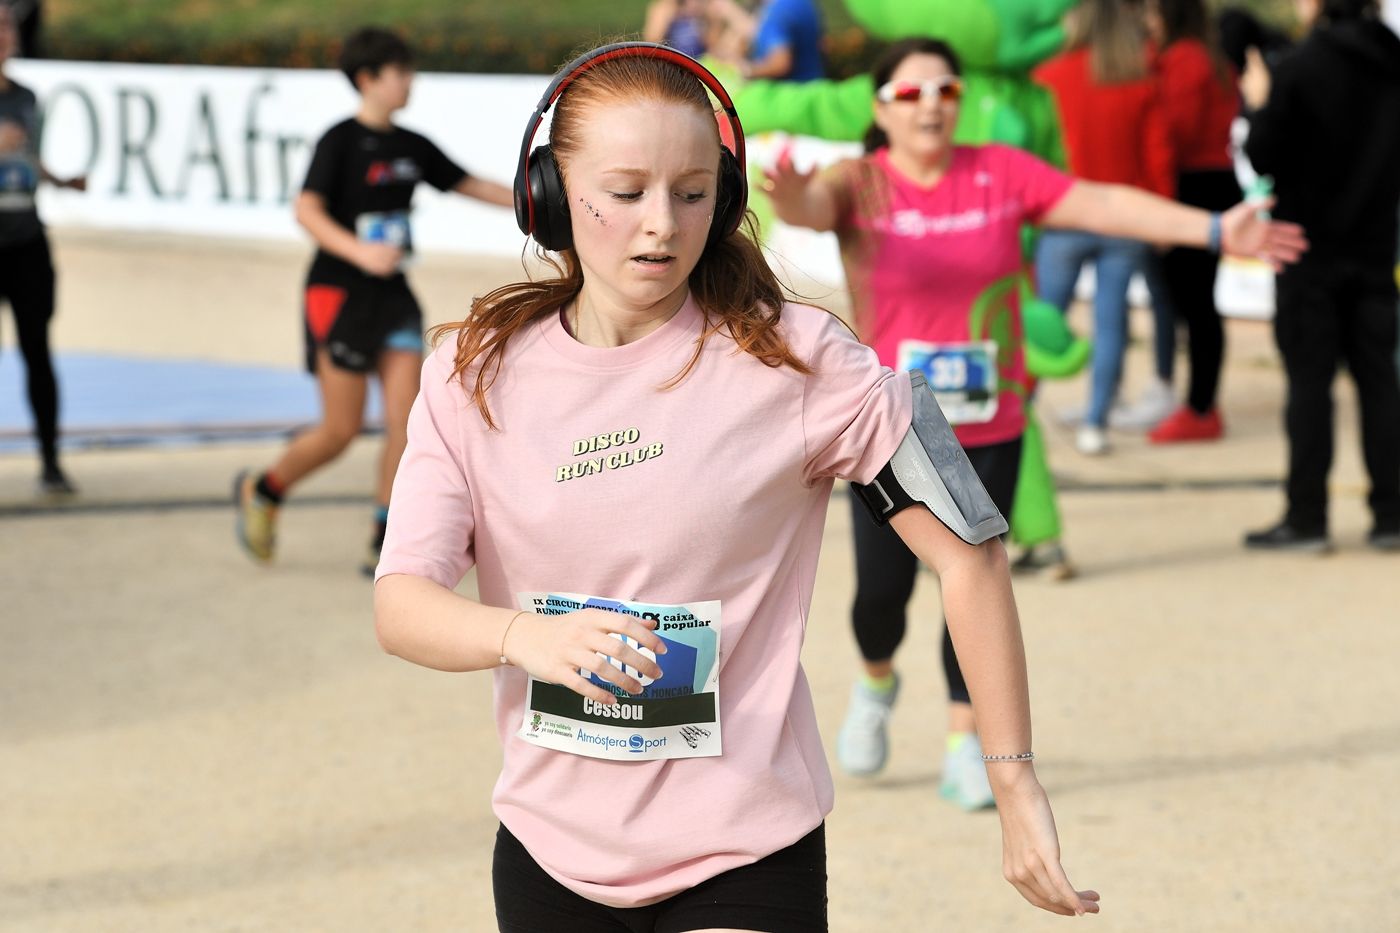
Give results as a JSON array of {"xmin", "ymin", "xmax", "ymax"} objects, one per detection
[{"xmin": 628, "ymin": 734, "xmax": 666, "ymax": 754}]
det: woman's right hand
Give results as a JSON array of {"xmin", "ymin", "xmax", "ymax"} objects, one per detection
[
  {"xmin": 355, "ymin": 242, "xmax": 404, "ymax": 278},
  {"xmin": 761, "ymin": 144, "xmax": 815, "ymax": 209},
  {"xmin": 503, "ymin": 609, "xmax": 668, "ymax": 705}
]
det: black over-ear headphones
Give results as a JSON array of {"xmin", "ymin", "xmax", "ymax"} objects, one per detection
[{"xmin": 513, "ymin": 41, "xmax": 748, "ymax": 253}]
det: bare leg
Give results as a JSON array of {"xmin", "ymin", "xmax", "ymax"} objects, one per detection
[
  {"xmin": 375, "ymin": 348, "xmax": 423, "ymax": 506},
  {"xmin": 266, "ymin": 349, "xmax": 368, "ymax": 490}
]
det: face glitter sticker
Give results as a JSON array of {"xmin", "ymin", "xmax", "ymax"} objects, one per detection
[{"xmin": 579, "ymin": 198, "xmax": 607, "ymax": 225}]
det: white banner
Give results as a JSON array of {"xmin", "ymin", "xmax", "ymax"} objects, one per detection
[{"xmin": 8, "ymin": 59, "xmax": 547, "ymax": 256}]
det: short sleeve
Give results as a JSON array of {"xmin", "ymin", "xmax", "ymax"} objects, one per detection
[
  {"xmin": 799, "ymin": 309, "xmax": 913, "ymax": 485},
  {"xmin": 375, "ymin": 346, "xmax": 476, "ymax": 588},
  {"xmin": 420, "ymin": 137, "xmax": 469, "ymax": 192},
  {"xmin": 301, "ymin": 125, "xmax": 343, "ymax": 200},
  {"xmin": 991, "ymin": 144, "xmax": 1074, "ymax": 223}
]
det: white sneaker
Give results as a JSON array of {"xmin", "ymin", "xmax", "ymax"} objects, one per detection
[
  {"xmin": 1109, "ymin": 379, "xmax": 1175, "ymax": 431},
  {"xmin": 1076, "ymin": 424, "xmax": 1109, "ymax": 455},
  {"xmin": 940, "ymin": 734, "xmax": 997, "ymax": 811},
  {"xmin": 836, "ymin": 674, "xmax": 900, "ymax": 776}
]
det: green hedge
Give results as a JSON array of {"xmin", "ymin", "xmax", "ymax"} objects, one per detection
[{"xmin": 42, "ymin": 24, "xmax": 882, "ymax": 79}]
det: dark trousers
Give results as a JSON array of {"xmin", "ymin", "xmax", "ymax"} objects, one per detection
[
  {"xmin": 1274, "ymin": 256, "xmax": 1400, "ymax": 531},
  {"xmin": 1161, "ymin": 170, "xmax": 1241, "ymax": 414},
  {"xmin": 849, "ymin": 437, "xmax": 1021, "ymax": 704},
  {"xmin": 0, "ymin": 234, "xmax": 60, "ymax": 469}
]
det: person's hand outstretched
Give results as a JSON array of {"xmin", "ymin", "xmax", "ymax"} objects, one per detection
[
  {"xmin": 1220, "ymin": 197, "xmax": 1308, "ymax": 272},
  {"xmin": 994, "ymin": 769, "xmax": 1101, "ymax": 917},
  {"xmin": 762, "ymin": 144, "xmax": 816, "ymax": 210},
  {"xmin": 503, "ymin": 609, "xmax": 668, "ymax": 705}
]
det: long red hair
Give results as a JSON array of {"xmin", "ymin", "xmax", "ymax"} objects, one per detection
[{"xmin": 430, "ymin": 54, "xmax": 813, "ymax": 429}]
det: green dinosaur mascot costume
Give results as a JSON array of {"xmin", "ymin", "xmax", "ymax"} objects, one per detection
[{"xmin": 715, "ymin": 0, "xmax": 1086, "ymax": 557}]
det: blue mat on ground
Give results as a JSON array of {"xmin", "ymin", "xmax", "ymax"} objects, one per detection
[{"xmin": 0, "ymin": 350, "xmax": 383, "ymax": 452}]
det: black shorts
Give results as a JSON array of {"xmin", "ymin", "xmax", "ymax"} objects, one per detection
[
  {"xmin": 303, "ymin": 273, "xmax": 423, "ymax": 373},
  {"xmin": 493, "ymin": 822, "xmax": 828, "ymax": 933}
]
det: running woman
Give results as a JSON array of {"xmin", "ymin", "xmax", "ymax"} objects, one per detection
[
  {"xmin": 0, "ymin": 4, "xmax": 85, "ymax": 495},
  {"xmin": 234, "ymin": 27, "xmax": 513, "ymax": 573},
  {"xmin": 764, "ymin": 37, "xmax": 1305, "ymax": 808},
  {"xmin": 375, "ymin": 42, "xmax": 1099, "ymax": 929}
]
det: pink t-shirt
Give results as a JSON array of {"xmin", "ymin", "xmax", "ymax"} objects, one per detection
[
  {"xmin": 827, "ymin": 144, "xmax": 1073, "ymax": 447},
  {"xmin": 376, "ymin": 297, "xmax": 911, "ymax": 907}
]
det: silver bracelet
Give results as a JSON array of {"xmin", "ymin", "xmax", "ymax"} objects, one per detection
[{"xmin": 981, "ymin": 751, "xmax": 1035, "ymax": 762}]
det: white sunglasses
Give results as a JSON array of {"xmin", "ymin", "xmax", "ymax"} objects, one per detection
[{"xmin": 876, "ymin": 77, "xmax": 964, "ymax": 104}]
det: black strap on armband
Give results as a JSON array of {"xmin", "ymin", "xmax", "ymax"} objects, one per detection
[{"xmin": 852, "ymin": 463, "xmax": 917, "ymax": 526}]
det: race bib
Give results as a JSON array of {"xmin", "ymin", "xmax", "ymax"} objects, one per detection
[
  {"xmin": 0, "ymin": 157, "xmax": 37, "ymax": 211},
  {"xmin": 355, "ymin": 210, "xmax": 414, "ymax": 265},
  {"xmin": 896, "ymin": 339, "xmax": 999, "ymax": 425},
  {"xmin": 514, "ymin": 592, "xmax": 721, "ymax": 761}
]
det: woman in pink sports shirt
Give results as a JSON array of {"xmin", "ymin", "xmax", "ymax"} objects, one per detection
[
  {"xmin": 765, "ymin": 37, "xmax": 1305, "ymax": 812},
  {"xmin": 374, "ymin": 44, "xmax": 1101, "ymax": 931}
]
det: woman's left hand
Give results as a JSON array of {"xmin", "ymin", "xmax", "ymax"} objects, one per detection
[
  {"xmin": 1220, "ymin": 197, "xmax": 1308, "ymax": 271},
  {"xmin": 994, "ymin": 770, "xmax": 1101, "ymax": 917}
]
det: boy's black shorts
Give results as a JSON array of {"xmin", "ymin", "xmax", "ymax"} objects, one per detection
[{"xmin": 303, "ymin": 273, "xmax": 423, "ymax": 373}]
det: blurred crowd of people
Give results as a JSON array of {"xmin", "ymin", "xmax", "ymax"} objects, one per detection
[
  {"xmin": 646, "ymin": 0, "xmax": 826, "ymax": 81},
  {"xmin": 1028, "ymin": 0, "xmax": 1400, "ymax": 550}
]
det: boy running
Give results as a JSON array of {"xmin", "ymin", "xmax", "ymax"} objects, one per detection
[{"xmin": 235, "ymin": 26, "xmax": 513, "ymax": 573}]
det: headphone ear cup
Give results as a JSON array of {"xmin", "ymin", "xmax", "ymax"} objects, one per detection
[
  {"xmin": 527, "ymin": 145, "xmax": 573, "ymax": 251},
  {"xmin": 707, "ymin": 147, "xmax": 747, "ymax": 250}
]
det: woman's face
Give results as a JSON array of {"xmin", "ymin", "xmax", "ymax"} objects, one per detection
[
  {"xmin": 563, "ymin": 100, "xmax": 719, "ymax": 315},
  {"xmin": 873, "ymin": 54, "xmax": 961, "ymax": 163},
  {"xmin": 1144, "ymin": 0, "xmax": 1165, "ymax": 42},
  {"xmin": 1294, "ymin": 0, "xmax": 1321, "ymax": 29}
]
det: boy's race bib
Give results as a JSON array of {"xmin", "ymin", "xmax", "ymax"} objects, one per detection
[
  {"xmin": 896, "ymin": 339, "xmax": 999, "ymax": 425},
  {"xmin": 514, "ymin": 593, "xmax": 721, "ymax": 761},
  {"xmin": 355, "ymin": 210, "xmax": 413, "ymax": 266}
]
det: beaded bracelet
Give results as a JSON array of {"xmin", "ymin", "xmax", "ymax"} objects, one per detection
[
  {"xmin": 498, "ymin": 610, "xmax": 528, "ymax": 666},
  {"xmin": 981, "ymin": 751, "xmax": 1035, "ymax": 763}
]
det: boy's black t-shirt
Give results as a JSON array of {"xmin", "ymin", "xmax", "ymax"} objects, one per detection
[{"xmin": 301, "ymin": 118, "xmax": 468, "ymax": 283}]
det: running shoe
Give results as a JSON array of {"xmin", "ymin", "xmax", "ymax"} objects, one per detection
[
  {"xmin": 361, "ymin": 532, "xmax": 385, "ymax": 578},
  {"xmin": 1148, "ymin": 406, "xmax": 1223, "ymax": 444},
  {"xmin": 39, "ymin": 464, "xmax": 77, "ymax": 496},
  {"xmin": 1108, "ymin": 379, "xmax": 1175, "ymax": 431},
  {"xmin": 1076, "ymin": 425, "xmax": 1109, "ymax": 456},
  {"xmin": 234, "ymin": 469, "xmax": 278, "ymax": 563},
  {"xmin": 940, "ymin": 733, "xmax": 997, "ymax": 811},
  {"xmin": 1011, "ymin": 542, "xmax": 1077, "ymax": 582},
  {"xmin": 836, "ymin": 673, "xmax": 900, "ymax": 776},
  {"xmin": 1243, "ymin": 521, "xmax": 1330, "ymax": 553}
]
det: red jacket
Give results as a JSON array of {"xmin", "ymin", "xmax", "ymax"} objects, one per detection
[
  {"xmin": 1154, "ymin": 39, "xmax": 1238, "ymax": 173},
  {"xmin": 1034, "ymin": 47, "xmax": 1175, "ymax": 197}
]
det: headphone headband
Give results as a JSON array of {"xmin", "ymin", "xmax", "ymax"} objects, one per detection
[{"xmin": 513, "ymin": 42, "xmax": 747, "ymax": 241}]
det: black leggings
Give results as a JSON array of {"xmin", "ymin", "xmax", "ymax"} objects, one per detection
[
  {"xmin": 0, "ymin": 235, "xmax": 59, "ymax": 469},
  {"xmin": 849, "ymin": 436, "xmax": 1022, "ymax": 704},
  {"xmin": 1161, "ymin": 169, "xmax": 1241, "ymax": 415},
  {"xmin": 493, "ymin": 823, "xmax": 827, "ymax": 933}
]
